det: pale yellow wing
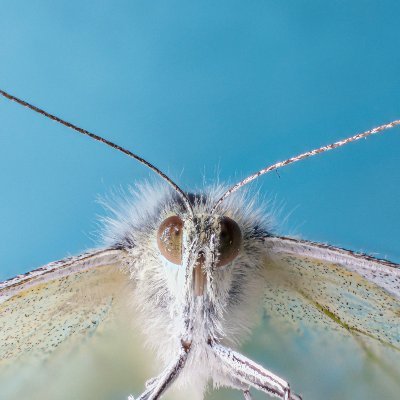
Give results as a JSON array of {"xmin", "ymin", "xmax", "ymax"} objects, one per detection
[
  {"xmin": 250, "ymin": 236, "xmax": 400, "ymax": 400},
  {"xmin": 0, "ymin": 249, "xmax": 158, "ymax": 400}
]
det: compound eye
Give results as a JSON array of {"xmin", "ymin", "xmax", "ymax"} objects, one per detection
[
  {"xmin": 216, "ymin": 217, "xmax": 242, "ymax": 267},
  {"xmin": 157, "ymin": 216, "xmax": 183, "ymax": 265}
]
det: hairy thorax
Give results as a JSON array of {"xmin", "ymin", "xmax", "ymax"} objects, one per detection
[{"xmin": 125, "ymin": 242, "xmax": 267, "ymax": 373}]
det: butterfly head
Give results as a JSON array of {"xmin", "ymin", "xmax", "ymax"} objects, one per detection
[
  {"xmin": 102, "ymin": 182, "xmax": 270, "ymax": 341},
  {"xmin": 157, "ymin": 212, "xmax": 242, "ymax": 298}
]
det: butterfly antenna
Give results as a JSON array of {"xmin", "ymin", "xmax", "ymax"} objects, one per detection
[
  {"xmin": 0, "ymin": 89, "xmax": 194, "ymax": 216},
  {"xmin": 212, "ymin": 119, "xmax": 400, "ymax": 212}
]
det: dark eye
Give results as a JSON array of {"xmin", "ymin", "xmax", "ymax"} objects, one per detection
[
  {"xmin": 216, "ymin": 217, "xmax": 242, "ymax": 267},
  {"xmin": 157, "ymin": 216, "xmax": 183, "ymax": 265}
]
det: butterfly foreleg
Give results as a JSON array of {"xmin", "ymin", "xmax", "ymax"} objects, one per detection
[
  {"xmin": 209, "ymin": 341, "xmax": 302, "ymax": 400},
  {"xmin": 128, "ymin": 344, "xmax": 189, "ymax": 400},
  {"xmin": 243, "ymin": 389, "xmax": 253, "ymax": 400},
  {"xmin": 215, "ymin": 369, "xmax": 252, "ymax": 399}
]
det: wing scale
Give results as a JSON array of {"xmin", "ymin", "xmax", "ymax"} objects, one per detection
[
  {"xmin": 263, "ymin": 235, "xmax": 400, "ymax": 347},
  {"xmin": 0, "ymin": 247, "xmax": 124, "ymax": 303},
  {"xmin": 0, "ymin": 248, "xmax": 155, "ymax": 400},
  {"xmin": 265, "ymin": 236, "xmax": 400, "ymax": 299},
  {"xmin": 255, "ymin": 235, "xmax": 400, "ymax": 399}
]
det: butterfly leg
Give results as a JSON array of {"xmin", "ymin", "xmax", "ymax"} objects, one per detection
[
  {"xmin": 145, "ymin": 376, "xmax": 158, "ymax": 389},
  {"xmin": 243, "ymin": 390, "xmax": 253, "ymax": 400},
  {"xmin": 128, "ymin": 345, "xmax": 189, "ymax": 400},
  {"xmin": 215, "ymin": 369, "xmax": 252, "ymax": 399},
  {"xmin": 209, "ymin": 341, "xmax": 302, "ymax": 400}
]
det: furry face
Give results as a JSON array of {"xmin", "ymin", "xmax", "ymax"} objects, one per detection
[{"xmin": 101, "ymin": 183, "xmax": 272, "ymax": 396}]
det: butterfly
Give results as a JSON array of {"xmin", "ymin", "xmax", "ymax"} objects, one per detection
[{"xmin": 0, "ymin": 89, "xmax": 399, "ymax": 400}]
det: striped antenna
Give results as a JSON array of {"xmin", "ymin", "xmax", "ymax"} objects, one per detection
[
  {"xmin": 212, "ymin": 119, "xmax": 400, "ymax": 212},
  {"xmin": 0, "ymin": 89, "xmax": 194, "ymax": 216}
]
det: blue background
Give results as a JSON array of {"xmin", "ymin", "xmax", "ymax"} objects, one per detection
[{"xmin": 1, "ymin": 1, "xmax": 399, "ymax": 281}]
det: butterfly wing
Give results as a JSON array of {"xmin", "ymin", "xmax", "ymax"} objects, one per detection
[
  {"xmin": 0, "ymin": 248, "xmax": 123, "ymax": 302},
  {"xmin": 0, "ymin": 248, "xmax": 156, "ymax": 400},
  {"xmin": 249, "ymin": 236, "xmax": 400, "ymax": 400}
]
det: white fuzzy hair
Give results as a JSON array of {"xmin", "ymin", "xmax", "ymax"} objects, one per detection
[{"xmin": 98, "ymin": 181, "xmax": 276, "ymax": 399}]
